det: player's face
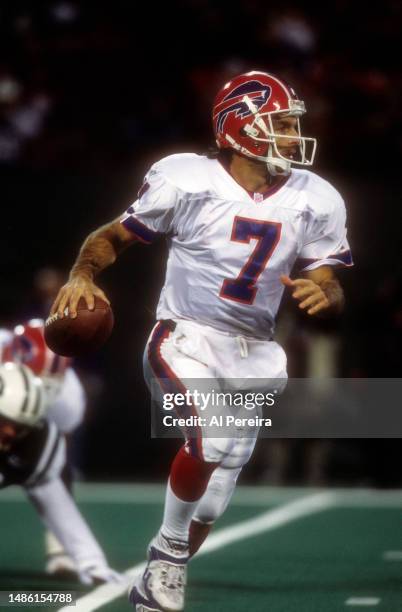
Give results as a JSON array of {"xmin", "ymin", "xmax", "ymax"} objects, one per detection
[
  {"xmin": 0, "ymin": 418, "xmax": 25, "ymax": 451},
  {"xmin": 271, "ymin": 115, "xmax": 300, "ymax": 159}
]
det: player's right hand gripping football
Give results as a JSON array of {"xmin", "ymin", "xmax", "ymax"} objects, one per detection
[{"xmin": 50, "ymin": 276, "xmax": 110, "ymax": 319}]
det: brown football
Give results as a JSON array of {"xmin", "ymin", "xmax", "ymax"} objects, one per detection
[{"xmin": 44, "ymin": 296, "xmax": 114, "ymax": 357}]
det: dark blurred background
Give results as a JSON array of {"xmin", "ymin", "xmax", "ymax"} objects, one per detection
[{"xmin": 1, "ymin": 0, "xmax": 401, "ymax": 486}]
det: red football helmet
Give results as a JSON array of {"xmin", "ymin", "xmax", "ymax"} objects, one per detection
[
  {"xmin": 2, "ymin": 319, "xmax": 70, "ymax": 377},
  {"xmin": 212, "ymin": 71, "xmax": 317, "ymax": 175}
]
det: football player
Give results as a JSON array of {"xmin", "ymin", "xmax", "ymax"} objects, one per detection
[
  {"xmin": 50, "ymin": 71, "xmax": 353, "ymax": 611},
  {"xmin": 0, "ymin": 361, "xmax": 122, "ymax": 585},
  {"xmin": 0, "ymin": 320, "xmax": 86, "ymax": 578}
]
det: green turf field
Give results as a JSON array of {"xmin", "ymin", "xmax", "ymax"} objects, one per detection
[{"xmin": 1, "ymin": 485, "xmax": 401, "ymax": 611}]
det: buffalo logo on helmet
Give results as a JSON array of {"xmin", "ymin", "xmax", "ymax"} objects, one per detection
[{"xmin": 214, "ymin": 80, "xmax": 271, "ymax": 134}]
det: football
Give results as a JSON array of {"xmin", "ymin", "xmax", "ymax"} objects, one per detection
[{"xmin": 44, "ymin": 297, "xmax": 114, "ymax": 357}]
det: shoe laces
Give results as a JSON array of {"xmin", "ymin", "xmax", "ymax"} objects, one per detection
[{"xmin": 159, "ymin": 562, "xmax": 186, "ymax": 590}]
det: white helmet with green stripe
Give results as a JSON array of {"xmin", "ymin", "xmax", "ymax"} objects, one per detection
[{"xmin": 0, "ymin": 362, "xmax": 46, "ymax": 427}]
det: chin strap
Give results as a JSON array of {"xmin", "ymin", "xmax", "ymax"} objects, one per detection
[
  {"xmin": 223, "ymin": 136, "xmax": 291, "ymax": 176},
  {"xmin": 266, "ymin": 144, "xmax": 291, "ymax": 176}
]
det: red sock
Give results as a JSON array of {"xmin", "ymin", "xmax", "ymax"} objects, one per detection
[{"xmin": 169, "ymin": 445, "xmax": 219, "ymax": 502}]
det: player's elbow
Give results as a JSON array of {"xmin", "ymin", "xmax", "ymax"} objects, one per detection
[{"xmin": 104, "ymin": 219, "xmax": 138, "ymax": 253}]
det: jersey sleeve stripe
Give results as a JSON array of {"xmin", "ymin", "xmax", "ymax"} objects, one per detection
[
  {"xmin": 121, "ymin": 216, "xmax": 161, "ymax": 244},
  {"xmin": 298, "ymin": 249, "xmax": 353, "ymax": 270},
  {"xmin": 147, "ymin": 322, "xmax": 203, "ymax": 460}
]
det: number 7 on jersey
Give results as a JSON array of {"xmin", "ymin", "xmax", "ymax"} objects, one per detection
[{"xmin": 219, "ymin": 216, "xmax": 282, "ymax": 305}]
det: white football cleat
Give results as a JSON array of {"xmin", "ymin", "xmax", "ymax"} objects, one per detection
[{"xmin": 129, "ymin": 532, "xmax": 189, "ymax": 612}]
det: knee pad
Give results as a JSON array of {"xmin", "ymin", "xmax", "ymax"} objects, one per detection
[
  {"xmin": 201, "ymin": 429, "xmax": 258, "ymax": 466},
  {"xmin": 201, "ymin": 436, "xmax": 237, "ymax": 463},
  {"xmin": 220, "ymin": 435, "xmax": 258, "ymax": 469},
  {"xmin": 193, "ymin": 466, "xmax": 242, "ymax": 524}
]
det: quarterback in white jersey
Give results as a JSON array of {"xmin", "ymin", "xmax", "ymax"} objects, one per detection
[
  {"xmin": 51, "ymin": 70, "xmax": 352, "ymax": 611},
  {"xmin": 121, "ymin": 153, "xmax": 351, "ymax": 340}
]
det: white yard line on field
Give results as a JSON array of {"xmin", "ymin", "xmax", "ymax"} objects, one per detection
[
  {"xmin": 345, "ymin": 597, "xmax": 380, "ymax": 606},
  {"xmin": 57, "ymin": 491, "xmax": 336, "ymax": 612},
  {"xmin": 382, "ymin": 550, "xmax": 402, "ymax": 561}
]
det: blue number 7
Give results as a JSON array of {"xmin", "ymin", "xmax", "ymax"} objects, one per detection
[{"xmin": 219, "ymin": 216, "xmax": 282, "ymax": 305}]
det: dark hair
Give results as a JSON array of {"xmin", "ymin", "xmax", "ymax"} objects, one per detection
[{"xmin": 205, "ymin": 147, "xmax": 233, "ymax": 162}]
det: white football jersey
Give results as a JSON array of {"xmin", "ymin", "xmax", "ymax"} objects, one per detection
[{"xmin": 121, "ymin": 154, "xmax": 352, "ymax": 339}]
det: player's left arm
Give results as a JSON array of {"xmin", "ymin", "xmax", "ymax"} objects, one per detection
[{"xmin": 281, "ymin": 265, "xmax": 344, "ymax": 316}]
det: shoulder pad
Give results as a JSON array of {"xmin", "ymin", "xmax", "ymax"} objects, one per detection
[{"xmin": 153, "ymin": 154, "xmax": 212, "ymax": 194}]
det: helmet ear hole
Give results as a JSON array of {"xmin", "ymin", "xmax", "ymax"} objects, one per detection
[{"xmin": 239, "ymin": 126, "xmax": 261, "ymax": 149}]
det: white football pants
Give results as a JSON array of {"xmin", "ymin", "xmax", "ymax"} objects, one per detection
[
  {"xmin": 144, "ymin": 318, "xmax": 287, "ymax": 467},
  {"xmin": 27, "ymin": 477, "xmax": 108, "ymax": 574}
]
